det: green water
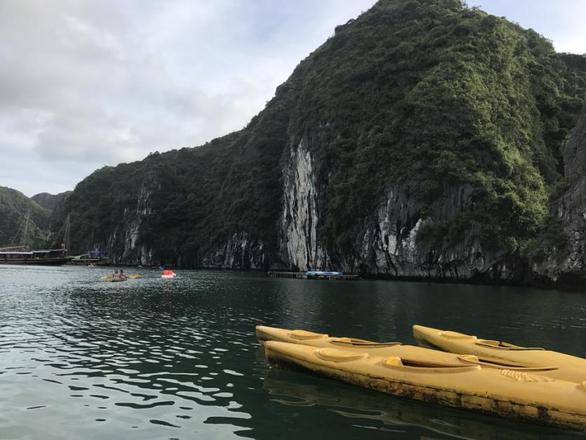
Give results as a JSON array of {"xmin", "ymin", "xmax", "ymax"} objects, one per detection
[{"xmin": 1, "ymin": 265, "xmax": 585, "ymax": 439}]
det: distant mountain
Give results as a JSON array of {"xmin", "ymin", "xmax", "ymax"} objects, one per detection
[
  {"xmin": 0, "ymin": 186, "xmax": 50, "ymax": 249},
  {"xmin": 51, "ymin": 0, "xmax": 586, "ymax": 287},
  {"xmin": 32, "ymin": 191, "xmax": 72, "ymax": 212}
]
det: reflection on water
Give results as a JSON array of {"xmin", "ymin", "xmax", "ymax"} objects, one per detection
[
  {"xmin": 263, "ymin": 368, "xmax": 585, "ymax": 440},
  {"xmin": 0, "ymin": 265, "xmax": 585, "ymax": 439}
]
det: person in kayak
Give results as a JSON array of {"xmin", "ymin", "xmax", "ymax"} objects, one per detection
[
  {"xmin": 162, "ymin": 268, "xmax": 176, "ymax": 278},
  {"xmin": 111, "ymin": 269, "xmax": 128, "ymax": 281}
]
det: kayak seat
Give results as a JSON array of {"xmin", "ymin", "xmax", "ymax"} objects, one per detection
[
  {"xmin": 382, "ymin": 357, "xmax": 480, "ymax": 372},
  {"xmin": 384, "ymin": 356, "xmax": 403, "ymax": 367},
  {"xmin": 316, "ymin": 348, "xmax": 367, "ymax": 363},
  {"xmin": 289, "ymin": 330, "xmax": 328, "ymax": 341}
]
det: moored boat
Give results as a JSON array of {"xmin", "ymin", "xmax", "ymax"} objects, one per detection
[
  {"xmin": 305, "ymin": 270, "xmax": 343, "ymax": 279},
  {"xmin": 263, "ymin": 340, "xmax": 586, "ymax": 431},
  {"xmin": 69, "ymin": 255, "xmax": 111, "ymax": 266},
  {"xmin": 413, "ymin": 324, "xmax": 586, "ymax": 384},
  {"xmin": 0, "ymin": 248, "xmax": 70, "ymax": 265}
]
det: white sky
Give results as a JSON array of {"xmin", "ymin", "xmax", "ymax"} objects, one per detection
[{"xmin": 0, "ymin": 0, "xmax": 584, "ymax": 196}]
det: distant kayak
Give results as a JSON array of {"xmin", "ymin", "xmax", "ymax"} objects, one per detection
[
  {"xmin": 101, "ymin": 273, "xmax": 140, "ymax": 282},
  {"xmin": 102, "ymin": 275, "xmax": 127, "ymax": 282},
  {"xmin": 161, "ymin": 269, "xmax": 176, "ymax": 279}
]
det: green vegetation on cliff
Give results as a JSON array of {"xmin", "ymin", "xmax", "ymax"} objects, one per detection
[
  {"xmin": 0, "ymin": 187, "xmax": 50, "ymax": 249},
  {"xmin": 31, "ymin": 191, "xmax": 71, "ymax": 212},
  {"xmin": 285, "ymin": 0, "xmax": 586, "ymax": 255},
  {"xmin": 51, "ymin": 0, "xmax": 586, "ymax": 268}
]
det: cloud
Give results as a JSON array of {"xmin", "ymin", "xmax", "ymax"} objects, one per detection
[
  {"xmin": 466, "ymin": 0, "xmax": 586, "ymax": 54},
  {"xmin": 0, "ymin": 0, "xmax": 376, "ymax": 195},
  {"xmin": 1, "ymin": 0, "xmax": 583, "ymax": 196}
]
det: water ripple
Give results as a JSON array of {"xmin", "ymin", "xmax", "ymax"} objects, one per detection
[{"xmin": 1, "ymin": 265, "xmax": 586, "ymax": 439}]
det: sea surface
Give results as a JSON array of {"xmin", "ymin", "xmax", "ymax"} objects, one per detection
[{"xmin": 1, "ymin": 265, "xmax": 585, "ymax": 439}]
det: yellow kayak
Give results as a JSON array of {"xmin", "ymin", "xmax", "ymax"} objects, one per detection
[
  {"xmin": 101, "ymin": 276, "xmax": 127, "ymax": 282},
  {"xmin": 257, "ymin": 325, "xmax": 477, "ymax": 366},
  {"xmin": 263, "ymin": 340, "xmax": 586, "ymax": 431},
  {"xmin": 413, "ymin": 325, "xmax": 586, "ymax": 384},
  {"xmin": 101, "ymin": 274, "xmax": 141, "ymax": 282},
  {"xmin": 256, "ymin": 325, "xmax": 568, "ymax": 373}
]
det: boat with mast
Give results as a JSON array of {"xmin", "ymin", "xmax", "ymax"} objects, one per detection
[
  {"xmin": 0, "ymin": 246, "xmax": 69, "ymax": 265},
  {"xmin": 0, "ymin": 210, "xmax": 70, "ymax": 265}
]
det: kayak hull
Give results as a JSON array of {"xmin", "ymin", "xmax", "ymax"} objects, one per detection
[
  {"xmin": 413, "ymin": 325, "xmax": 586, "ymax": 384},
  {"xmin": 102, "ymin": 276, "xmax": 127, "ymax": 282},
  {"xmin": 264, "ymin": 340, "xmax": 586, "ymax": 431}
]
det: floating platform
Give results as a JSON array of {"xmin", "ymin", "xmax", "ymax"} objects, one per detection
[
  {"xmin": 267, "ymin": 271, "xmax": 359, "ymax": 281},
  {"xmin": 68, "ymin": 256, "xmax": 111, "ymax": 266}
]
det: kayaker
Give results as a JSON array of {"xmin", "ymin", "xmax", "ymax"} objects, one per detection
[
  {"xmin": 162, "ymin": 268, "xmax": 176, "ymax": 278},
  {"xmin": 119, "ymin": 269, "xmax": 128, "ymax": 281}
]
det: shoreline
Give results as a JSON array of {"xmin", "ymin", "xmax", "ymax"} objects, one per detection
[{"xmin": 57, "ymin": 263, "xmax": 586, "ymax": 293}]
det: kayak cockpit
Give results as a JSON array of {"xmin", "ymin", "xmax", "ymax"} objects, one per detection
[
  {"xmin": 313, "ymin": 348, "xmax": 480, "ymax": 372},
  {"xmin": 330, "ymin": 337, "xmax": 401, "ymax": 348},
  {"xmin": 475, "ymin": 339, "xmax": 545, "ymax": 351}
]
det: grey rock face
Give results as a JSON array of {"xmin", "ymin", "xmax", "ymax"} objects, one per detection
[
  {"xmin": 343, "ymin": 184, "xmax": 518, "ymax": 282},
  {"xmin": 202, "ymin": 232, "xmax": 265, "ymax": 270},
  {"xmin": 280, "ymin": 139, "xmax": 327, "ymax": 271},
  {"xmin": 538, "ymin": 108, "xmax": 586, "ymax": 285}
]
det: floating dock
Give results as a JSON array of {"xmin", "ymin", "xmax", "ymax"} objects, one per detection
[
  {"xmin": 68, "ymin": 256, "xmax": 111, "ymax": 266},
  {"xmin": 267, "ymin": 271, "xmax": 359, "ymax": 281}
]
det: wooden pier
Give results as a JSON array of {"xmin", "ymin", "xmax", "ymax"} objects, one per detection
[{"xmin": 267, "ymin": 271, "xmax": 360, "ymax": 281}]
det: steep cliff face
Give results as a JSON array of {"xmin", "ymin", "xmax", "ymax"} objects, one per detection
[
  {"xmin": 202, "ymin": 232, "xmax": 265, "ymax": 270},
  {"xmin": 117, "ymin": 180, "xmax": 155, "ymax": 265},
  {"xmin": 280, "ymin": 139, "xmax": 327, "ymax": 270},
  {"xmin": 279, "ymin": 172, "xmax": 522, "ymax": 282},
  {"xmin": 534, "ymin": 108, "xmax": 586, "ymax": 286},
  {"xmin": 357, "ymin": 184, "xmax": 524, "ymax": 281},
  {"xmin": 51, "ymin": 0, "xmax": 586, "ymax": 287},
  {"xmin": 558, "ymin": 110, "xmax": 586, "ymax": 274},
  {"xmin": 51, "ymin": 165, "xmax": 161, "ymax": 263}
]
